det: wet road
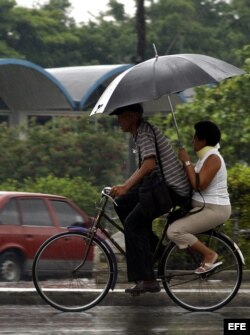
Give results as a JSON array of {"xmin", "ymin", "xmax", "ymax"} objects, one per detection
[{"xmin": 1, "ymin": 305, "xmax": 250, "ymax": 335}]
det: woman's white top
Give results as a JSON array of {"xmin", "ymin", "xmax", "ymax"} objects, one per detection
[{"xmin": 192, "ymin": 148, "xmax": 231, "ymax": 205}]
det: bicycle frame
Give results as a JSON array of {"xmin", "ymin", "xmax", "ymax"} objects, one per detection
[
  {"xmin": 33, "ymin": 187, "xmax": 244, "ymax": 312},
  {"xmin": 212, "ymin": 229, "xmax": 245, "ymax": 265},
  {"xmin": 68, "ymin": 192, "xmax": 126, "ymax": 289},
  {"xmin": 70, "ymin": 189, "xmax": 245, "ymax": 286},
  {"xmin": 78, "ymin": 191, "xmax": 171, "ymax": 262}
]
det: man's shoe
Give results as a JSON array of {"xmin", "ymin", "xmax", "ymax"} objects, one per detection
[{"xmin": 125, "ymin": 280, "xmax": 161, "ymax": 295}]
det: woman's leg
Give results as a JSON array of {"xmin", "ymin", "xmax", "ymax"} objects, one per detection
[
  {"xmin": 167, "ymin": 203, "xmax": 231, "ymax": 272},
  {"xmin": 189, "ymin": 239, "xmax": 218, "ymax": 264},
  {"xmin": 167, "ymin": 203, "xmax": 231, "ymax": 249}
]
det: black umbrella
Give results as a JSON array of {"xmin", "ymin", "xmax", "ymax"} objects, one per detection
[{"xmin": 91, "ymin": 53, "xmax": 245, "ymax": 142}]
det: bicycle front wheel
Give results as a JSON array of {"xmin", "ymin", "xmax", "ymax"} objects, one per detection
[
  {"xmin": 160, "ymin": 231, "xmax": 242, "ymax": 311},
  {"xmin": 32, "ymin": 231, "xmax": 114, "ymax": 312}
]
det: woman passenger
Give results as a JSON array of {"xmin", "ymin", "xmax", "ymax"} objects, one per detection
[{"xmin": 167, "ymin": 121, "xmax": 231, "ymax": 274}]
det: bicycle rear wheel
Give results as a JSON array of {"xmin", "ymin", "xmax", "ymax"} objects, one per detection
[
  {"xmin": 32, "ymin": 231, "xmax": 114, "ymax": 312},
  {"xmin": 160, "ymin": 231, "xmax": 242, "ymax": 311}
]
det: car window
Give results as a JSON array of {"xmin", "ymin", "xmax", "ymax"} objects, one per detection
[
  {"xmin": 20, "ymin": 198, "xmax": 53, "ymax": 227},
  {"xmin": 0, "ymin": 198, "xmax": 19, "ymax": 225},
  {"xmin": 50, "ymin": 200, "xmax": 84, "ymax": 227}
]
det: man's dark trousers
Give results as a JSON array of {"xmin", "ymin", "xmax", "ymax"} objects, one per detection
[{"xmin": 114, "ymin": 187, "xmax": 159, "ymax": 282}]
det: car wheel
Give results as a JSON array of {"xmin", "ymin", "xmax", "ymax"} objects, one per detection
[{"xmin": 0, "ymin": 252, "xmax": 22, "ymax": 282}]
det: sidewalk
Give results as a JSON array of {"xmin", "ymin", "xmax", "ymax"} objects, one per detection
[
  {"xmin": 1, "ymin": 285, "xmax": 250, "ymax": 307},
  {"xmin": 1, "ymin": 271, "xmax": 249, "ymax": 307}
]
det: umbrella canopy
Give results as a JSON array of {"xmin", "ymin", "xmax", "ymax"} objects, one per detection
[{"xmin": 90, "ymin": 53, "xmax": 245, "ymax": 116}]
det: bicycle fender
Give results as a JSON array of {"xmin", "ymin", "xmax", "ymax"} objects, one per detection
[
  {"xmin": 68, "ymin": 226, "xmax": 118, "ymax": 289},
  {"xmin": 214, "ymin": 230, "xmax": 245, "ymax": 265}
]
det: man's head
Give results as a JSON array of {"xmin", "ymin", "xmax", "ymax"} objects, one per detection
[
  {"xmin": 110, "ymin": 103, "xmax": 144, "ymax": 135},
  {"xmin": 110, "ymin": 103, "xmax": 144, "ymax": 116}
]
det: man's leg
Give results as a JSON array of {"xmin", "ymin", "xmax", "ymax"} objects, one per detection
[
  {"xmin": 124, "ymin": 203, "xmax": 155, "ymax": 282},
  {"xmin": 114, "ymin": 187, "xmax": 139, "ymax": 224}
]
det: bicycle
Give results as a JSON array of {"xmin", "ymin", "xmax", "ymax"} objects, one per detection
[{"xmin": 32, "ymin": 187, "xmax": 245, "ymax": 312}]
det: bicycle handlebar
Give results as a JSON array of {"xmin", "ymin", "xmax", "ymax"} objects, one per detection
[
  {"xmin": 101, "ymin": 187, "xmax": 118, "ymax": 206},
  {"xmin": 102, "ymin": 187, "xmax": 112, "ymax": 195}
]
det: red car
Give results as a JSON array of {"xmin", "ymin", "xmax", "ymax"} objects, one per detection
[{"xmin": 0, "ymin": 191, "xmax": 92, "ymax": 282}]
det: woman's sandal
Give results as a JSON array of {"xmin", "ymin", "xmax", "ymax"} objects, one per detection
[{"xmin": 194, "ymin": 261, "xmax": 223, "ymax": 274}]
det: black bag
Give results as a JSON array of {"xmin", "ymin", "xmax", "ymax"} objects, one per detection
[
  {"xmin": 138, "ymin": 122, "xmax": 174, "ymax": 220},
  {"xmin": 167, "ymin": 174, "xmax": 205, "ymax": 224},
  {"xmin": 139, "ymin": 170, "xmax": 173, "ymax": 220},
  {"xmin": 167, "ymin": 197, "xmax": 192, "ymax": 223}
]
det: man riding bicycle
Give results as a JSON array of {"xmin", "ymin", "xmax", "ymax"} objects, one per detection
[{"xmin": 110, "ymin": 103, "xmax": 190, "ymax": 294}]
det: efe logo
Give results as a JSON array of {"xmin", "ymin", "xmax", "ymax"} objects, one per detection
[{"xmin": 224, "ymin": 319, "xmax": 249, "ymax": 334}]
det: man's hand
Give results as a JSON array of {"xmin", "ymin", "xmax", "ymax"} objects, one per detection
[
  {"xmin": 110, "ymin": 185, "xmax": 128, "ymax": 197},
  {"xmin": 110, "ymin": 157, "xmax": 156, "ymax": 198}
]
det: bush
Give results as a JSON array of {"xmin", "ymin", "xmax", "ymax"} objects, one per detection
[
  {"xmin": 0, "ymin": 116, "xmax": 128, "ymax": 187},
  {"xmin": 0, "ymin": 175, "xmax": 100, "ymax": 216},
  {"xmin": 227, "ymin": 164, "xmax": 250, "ymax": 267}
]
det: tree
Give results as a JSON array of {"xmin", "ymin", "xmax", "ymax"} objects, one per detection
[
  {"xmin": 147, "ymin": 0, "xmax": 196, "ymax": 54},
  {"xmin": 0, "ymin": 116, "xmax": 128, "ymax": 188},
  {"xmin": 0, "ymin": 0, "xmax": 24, "ymax": 57},
  {"xmin": 41, "ymin": 0, "xmax": 74, "ymax": 25},
  {"xmin": 9, "ymin": 0, "xmax": 81, "ymax": 67},
  {"xmin": 106, "ymin": 0, "xmax": 127, "ymax": 21},
  {"xmin": 0, "ymin": 0, "xmax": 16, "ymax": 40},
  {"xmin": 1, "ymin": 0, "xmax": 249, "ymax": 66},
  {"xmin": 135, "ymin": 0, "xmax": 146, "ymax": 63},
  {"xmin": 227, "ymin": 164, "xmax": 250, "ymax": 266},
  {"xmin": 146, "ymin": 0, "xmax": 249, "ymax": 63}
]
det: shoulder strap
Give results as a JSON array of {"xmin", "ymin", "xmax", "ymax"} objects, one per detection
[{"xmin": 145, "ymin": 122, "xmax": 166, "ymax": 182}]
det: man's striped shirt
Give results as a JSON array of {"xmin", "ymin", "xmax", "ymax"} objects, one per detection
[{"xmin": 135, "ymin": 121, "xmax": 190, "ymax": 197}]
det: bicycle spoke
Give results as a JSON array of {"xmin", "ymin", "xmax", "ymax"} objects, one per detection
[
  {"xmin": 33, "ymin": 232, "xmax": 113, "ymax": 312},
  {"xmin": 160, "ymin": 232, "xmax": 242, "ymax": 311}
]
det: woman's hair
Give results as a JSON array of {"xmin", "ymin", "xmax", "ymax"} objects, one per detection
[{"xmin": 194, "ymin": 121, "xmax": 221, "ymax": 146}]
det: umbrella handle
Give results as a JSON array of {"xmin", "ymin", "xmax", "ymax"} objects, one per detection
[{"xmin": 167, "ymin": 95, "xmax": 182, "ymax": 147}]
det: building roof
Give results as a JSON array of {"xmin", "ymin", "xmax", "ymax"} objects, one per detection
[
  {"xmin": 47, "ymin": 64, "xmax": 132, "ymax": 111},
  {"xmin": 0, "ymin": 58, "xmax": 74, "ymax": 111},
  {"xmin": 0, "ymin": 59, "xmax": 132, "ymax": 111}
]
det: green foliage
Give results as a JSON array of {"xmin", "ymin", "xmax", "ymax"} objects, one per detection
[
  {"xmin": 1, "ymin": 0, "xmax": 249, "ymax": 66},
  {"xmin": 228, "ymin": 164, "xmax": 250, "ymax": 224},
  {"xmin": 107, "ymin": 0, "xmax": 127, "ymax": 21},
  {"xmin": 0, "ymin": 116, "xmax": 128, "ymax": 188},
  {"xmin": 9, "ymin": 2, "xmax": 79, "ymax": 67},
  {"xmin": 227, "ymin": 164, "xmax": 250, "ymax": 267},
  {"xmin": 23, "ymin": 175, "xmax": 100, "ymax": 216},
  {"xmin": 0, "ymin": 115, "xmax": 128, "ymax": 217},
  {"xmin": 146, "ymin": 0, "xmax": 249, "ymax": 62},
  {"xmin": 0, "ymin": 175, "xmax": 99, "ymax": 216}
]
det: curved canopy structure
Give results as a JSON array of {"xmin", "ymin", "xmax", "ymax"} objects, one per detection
[
  {"xmin": 47, "ymin": 64, "xmax": 132, "ymax": 110},
  {"xmin": 0, "ymin": 58, "xmax": 189, "ymax": 128},
  {"xmin": 0, "ymin": 59, "xmax": 132, "ymax": 112},
  {"xmin": 0, "ymin": 59, "xmax": 74, "ymax": 111}
]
